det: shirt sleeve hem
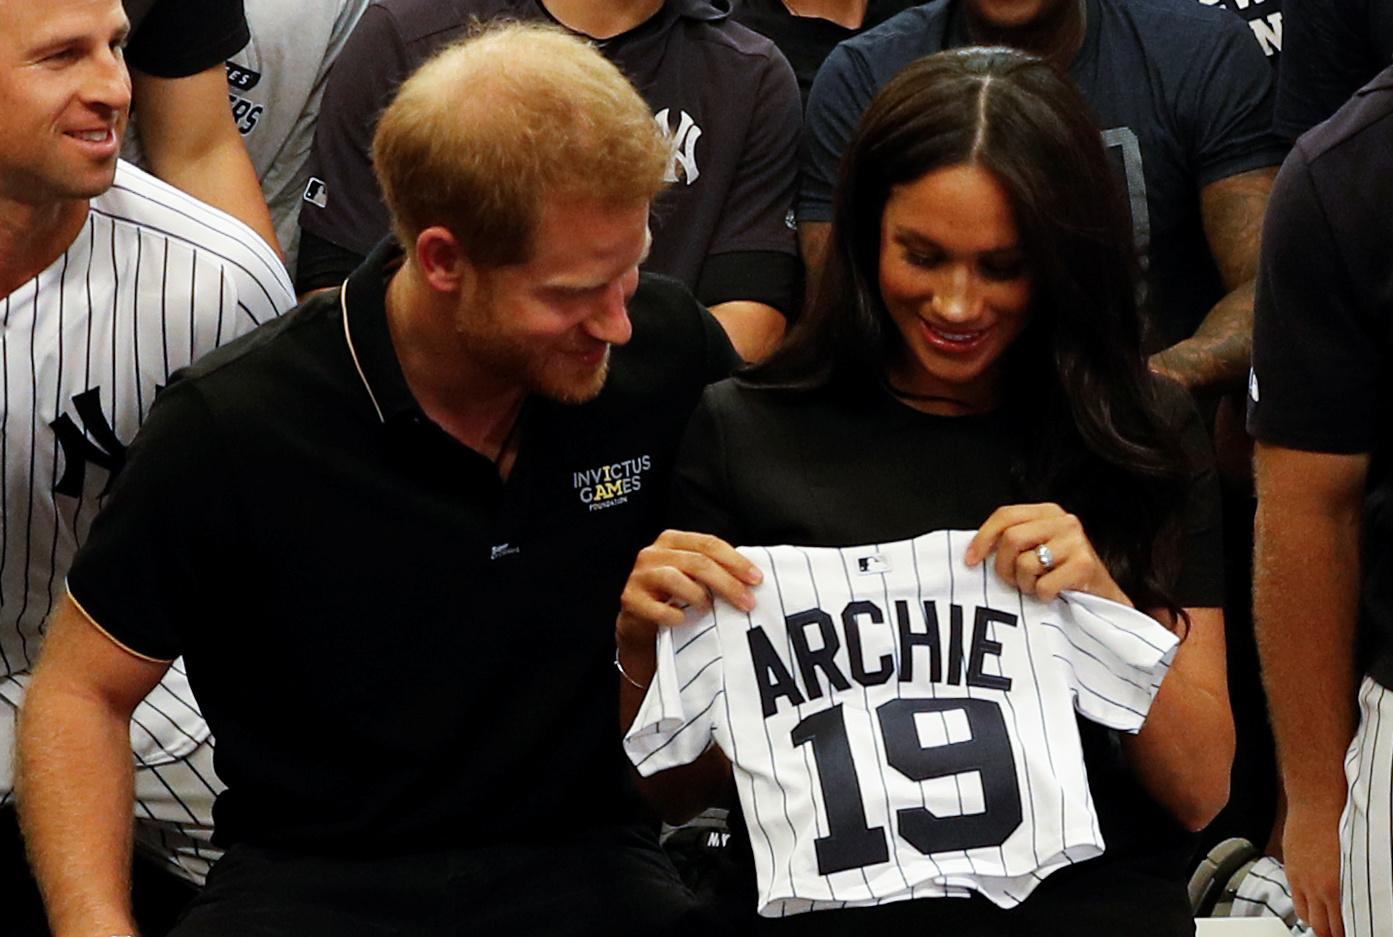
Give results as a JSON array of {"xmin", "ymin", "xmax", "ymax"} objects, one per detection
[
  {"xmin": 1195, "ymin": 147, "xmax": 1289, "ymax": 189},
  {"xmin": 127, "ymin": 23, "xmax": 252, "ymax": 80},
  {"xmin": 65, "ymin": 586, "xmax": 177, "ymax": 665},
  {"xmin": 1247, "ymin": 423, "xmax": 1376, "ymax": 456}
]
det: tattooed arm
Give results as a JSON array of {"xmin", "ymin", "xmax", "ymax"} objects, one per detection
[{"xmin": 1150, "ymin": 166, "xmax": 1276, "ymax": 393}]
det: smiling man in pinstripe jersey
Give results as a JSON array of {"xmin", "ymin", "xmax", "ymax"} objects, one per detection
[{"xmin": 0, "ymin": 0, "xmax": 294, "ymax": 931}]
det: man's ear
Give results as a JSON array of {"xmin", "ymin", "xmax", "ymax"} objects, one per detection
[{"xmin": 413, "ymin": 226, "xmax": 474, "ymax": 295}]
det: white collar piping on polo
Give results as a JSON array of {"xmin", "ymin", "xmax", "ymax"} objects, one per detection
[{"xmin": 340, "ymin": 281, "xmax": 386, "ymax": 424}]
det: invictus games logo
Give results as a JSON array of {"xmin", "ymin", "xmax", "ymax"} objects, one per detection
[
  {"xmin": 654, "ymin": 108, "xmax": 702, "ymax": 186},
  {"xmin": 573, "ymin": 455, "xmax": 652, "ymax": 512}
]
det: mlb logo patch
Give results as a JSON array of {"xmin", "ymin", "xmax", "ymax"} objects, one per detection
[
  {"xmin": 856, "ymin": 554, "xmax": 890, "ymax": 575},
  {"xmin": 303, "ymin": 178, "xmax": 328, "ymax": 209}
]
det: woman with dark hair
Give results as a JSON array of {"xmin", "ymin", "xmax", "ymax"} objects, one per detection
[{"xmin": 616, "ymin": 47, "xmax": 1232, "ymax": 934}]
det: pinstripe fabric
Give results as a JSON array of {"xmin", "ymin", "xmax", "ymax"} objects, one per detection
[
  {"xmin": 1341, "ymin": 676, "xmax": 1393, "ymax": 937},
  {"xmin": 1229, "ymin": 857, "xmax": 1314, "ymax": 934},
  {"xmin": 625, "ymin": 529, "xmax": 1179, "ymax": 917},
  {"xmin": 0, "ymin": 160, "xmax": 293, "ymax": 884}
]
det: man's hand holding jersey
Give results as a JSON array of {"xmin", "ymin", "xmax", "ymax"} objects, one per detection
[{"xmin": 616, "ymin": 530, "xmax": 762, "ymax": 687}]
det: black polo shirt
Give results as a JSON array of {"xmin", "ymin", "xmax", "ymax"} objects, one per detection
[
  {"xmin": 296, "ymin": 0, "xmax": 802, "ymax": 313},
  {"xmin": 1248, "ymin": 66, "xmax": 1393, "ymax": 689},
  {"xmin": 68, "ymin": 242, "xmax": 739, "ymax": 853}
]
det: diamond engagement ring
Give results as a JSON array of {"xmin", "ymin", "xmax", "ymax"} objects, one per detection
[{"xmin": 1035, "ymin": 544, "xmax": 1055, "ymax": 571}]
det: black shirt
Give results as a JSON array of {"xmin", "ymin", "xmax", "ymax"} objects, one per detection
[
  {"xmin": 668, "ymin": 378, "xmax": 1223, "ymax": 934},
  {"xmin": 68, "ymin": 242, "xmax": 739, "ymax": 853},
  {"xmin": 1275, "ymin": 0, "xmax": 1393, "ymax": 139},
  {"xmin": 1248, "ymin": 66, "xmax": 1393, "ymax": 688},
  {"xmin": 123, "ymin": 0, "xmax": 250, "ymax": 78},
  {"xmin": 730, "ymin": 0, "xmax": 920, "ymax": 107},
  {"xmin": 1205, "ymin": 0, "xmax": 1283, "ymax": 64},
  {"xmin": 297, "ymin": 0, "xmax": 802, "ymax": 312}
]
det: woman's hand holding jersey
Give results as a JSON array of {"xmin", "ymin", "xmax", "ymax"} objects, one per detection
[{"xmin": 966, "ymin": 503, "xmax": 1133, "ymax": 607}]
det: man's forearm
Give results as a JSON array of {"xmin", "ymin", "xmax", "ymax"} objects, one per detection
[
  {"xmin": 1157, "ymin": 167, "xmax": 1276, "ymax": 393},
  {"xmin": 148, "ymin": 139, "xmax": 280, "ymax": 254},
  {"xmin": 1253, "ymin": 449, "xmax": 1363, "ymax": 806},
  {"xmin": 1149, "ymin": 279, "xmax": 1254, "ymax": 393},
  {"xmin": 17, "ymin": 684, "xmax": 139, "ymax": 936},
  {"xmin": 133, "ymin": 67, "xmax": 281, "ymax": 254},
  {"xmin": 796, "ymin": 221, "xmax": 832, "ymax": 315}
]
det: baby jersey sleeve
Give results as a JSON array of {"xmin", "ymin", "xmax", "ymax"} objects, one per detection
[
  {"xmin": 624, "ymin": 610, "xmax": 726, "ymax": 776},
  {"xmin": 1049, "ymin": 592, "xmax": 1180, "ymax": 733}
]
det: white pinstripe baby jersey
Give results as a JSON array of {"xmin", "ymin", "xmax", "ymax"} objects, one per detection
[
  {"xmin": 0, "ymin": 160, "xmax": 293, "ymax": 881},
  {"xmin": 625, "ymin": 529, "xmax": 1179, "ymax": 917}
]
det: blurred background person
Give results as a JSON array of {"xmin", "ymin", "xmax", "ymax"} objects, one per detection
[
  {"xmin": 298, "ymin": 0, "xmax": 802, "ymax": 361},
  {"xmin": 122, "ymin": 0, "xmax": 280, "ymax": 252}
]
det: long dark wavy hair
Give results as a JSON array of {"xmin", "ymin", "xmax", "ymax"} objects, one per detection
[{"xmin": 746, "ymin": 47, "xmax": 1193, "ymax": 619}]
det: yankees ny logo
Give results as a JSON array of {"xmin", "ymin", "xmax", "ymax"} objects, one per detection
[
  {"xmin": 49, "ymin": 388, "xmax": 127, "ymax": 497},
  {"xmin": 655, "ymin": 108, "xmax": 702, "ymax": 186}
]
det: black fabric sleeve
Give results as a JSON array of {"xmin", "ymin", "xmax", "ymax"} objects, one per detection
[
  {"xmin": 124, "ymin": 0, "xmax": 250, "ymax": 79},
  {"xmin": 701, "ymin": 45, "xmax": 801, "ymax": 263},
  {"xmin": 695, "ymin": 250, "xmax": 801, "ymax": 317},
  {"xmin": 1179, "ymin": 11, "xmax": 1288, "ymax": 186},
  {"xmin": 67, "ymin": 382, "xmax": 238, "ymax": 661},
  {"xmin": 295, "ymin": 229, "xmax": 367, "ymax": 294},
  {"xmin": 1248, "ymin": 147, "xmax": 1383, "ymax": 454}
]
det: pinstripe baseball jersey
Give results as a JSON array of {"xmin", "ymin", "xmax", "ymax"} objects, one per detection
[
  {"xmin": 0, "ymin": 159, "xmax": 293, "ymax": 880},
  {"xmin": 625, "ymin": 529, "xmax": 1179, "ymax": 916}
]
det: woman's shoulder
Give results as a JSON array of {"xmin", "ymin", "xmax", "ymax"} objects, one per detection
[{"xmin": 697, "ymin": 375, "xmax": 865, "ymax": 426}]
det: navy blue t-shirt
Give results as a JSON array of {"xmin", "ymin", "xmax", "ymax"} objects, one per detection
[
  {"xmin": 801, "ymin": 0, "xmax": 1288, "ymax": 349},
  {"xmin": 1275, "ymin": 0, "xmax": 1393, "ymax": 138},
  {"xmin": 1199, "ymin": 0, "xmax": 1283, "ymax": 63}
]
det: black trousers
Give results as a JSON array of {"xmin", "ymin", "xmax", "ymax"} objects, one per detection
[
  {"xmin": 173, "ymin": 825, "xmax": 703, "ymax": 937},
  {"xmin": 1, "ymin": 805, "xmax": 50, "ymax": 937},
  {"xmin": 2, "ymin": 804, "xmax": 199, "ymax": 937}
]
